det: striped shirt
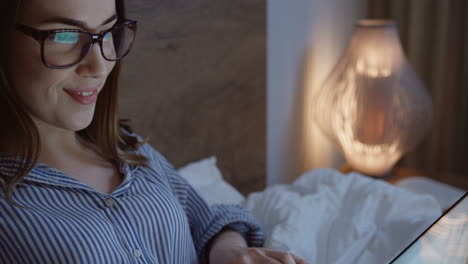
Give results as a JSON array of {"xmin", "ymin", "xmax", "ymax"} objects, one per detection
[{"xmin": 0, "ymin": 143, "xmax": 264, "ymax": 264}]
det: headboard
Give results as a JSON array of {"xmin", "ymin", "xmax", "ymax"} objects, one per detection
[{"xmin": 119, "ymin": 0, "xmax": 266, "ymax": 195}]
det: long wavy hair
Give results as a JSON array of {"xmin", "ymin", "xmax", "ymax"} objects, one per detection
[{"xmin": 0, "ymin": 0, "xmax": 148, "ymax": 208}]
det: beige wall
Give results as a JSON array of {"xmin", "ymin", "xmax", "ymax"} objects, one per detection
[{"xmin": 267, "ymin": 0, "xmax": 367, "ymax": 185}]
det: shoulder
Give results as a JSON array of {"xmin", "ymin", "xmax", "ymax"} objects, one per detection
[
  {"xmin": 137, "ymin": 143, "xmax": 171, "ymax": 170},
  {"xmin": 130, "ymin": 138, "xmax": 188, "ymax": 183},
  {"xmin": 0, "ymin": 155, "xmax": 23, "ymax": 184},
  {"xmin": 122, "ymin": 130, "xmax": 192, "ymax": 190}
]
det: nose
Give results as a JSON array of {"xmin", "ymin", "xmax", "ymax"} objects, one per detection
[{"xmin": 75, "ymin": 42, "xmax": 114, "ymax": 78}]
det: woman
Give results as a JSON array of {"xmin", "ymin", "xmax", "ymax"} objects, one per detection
[{"xmin": 0, "ymin": 0, "xmax": 308, "ymax": 263}]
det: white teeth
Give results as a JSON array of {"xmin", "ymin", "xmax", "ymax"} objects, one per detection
[{"xmin": 75, "ymin": 91, "xmax": 93, "ymax": 96}]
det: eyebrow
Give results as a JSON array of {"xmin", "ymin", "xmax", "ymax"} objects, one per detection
[{"xmin": 40, "ymin": 13, "xmax": 118, "ymax": 28}]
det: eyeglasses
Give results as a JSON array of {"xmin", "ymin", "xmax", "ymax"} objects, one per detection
[{"xmin": 15, "ymin": 19, "xmax": 137, "ymax": 69}]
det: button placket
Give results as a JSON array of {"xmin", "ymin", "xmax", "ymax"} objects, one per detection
[
  {"xmin": 133, "ymin": 249, "xmax": 142, "ymax": 257},
  {"xmin": 105, "ymin": 198, "xmax": 114, "ymax": 207},
  {"xmin": 100, "ymin": 197, "xmax": 137, "ymax": 263}
]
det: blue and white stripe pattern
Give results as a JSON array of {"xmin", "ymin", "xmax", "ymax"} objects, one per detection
[{"xmin": 0, "ymin": 143, "xmax": 264, "ymax": 263}]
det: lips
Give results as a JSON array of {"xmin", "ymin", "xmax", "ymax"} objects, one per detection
[{"xmin": 64, "ymin": 88, "xmax": 99, "ymax": 105}]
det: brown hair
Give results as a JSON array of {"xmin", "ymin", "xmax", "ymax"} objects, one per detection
[{"xmin": 0, "ymin": 0, "xmax": 148, "ymax": 208}]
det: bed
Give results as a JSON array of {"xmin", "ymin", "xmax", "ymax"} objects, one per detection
[{"xmin": 177, "ymin": 157, "xmax": 447, "ymax": 263}]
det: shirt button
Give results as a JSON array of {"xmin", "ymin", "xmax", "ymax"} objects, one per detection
[
  {"xmin": 105, "ymin": 198, "xmax": 114, "ymax": 207},
  {"xmin": 133, "ymin": 249, "xmax": 142, "ymax": 257}
]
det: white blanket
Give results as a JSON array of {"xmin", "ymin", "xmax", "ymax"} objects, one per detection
[
  {"xmin": 179, "ymin": 159, "xmax": 442, "ymax": 263},
  {"xmin": 243, "ymin": 168, "xmax": 442, "ymax": 264}
]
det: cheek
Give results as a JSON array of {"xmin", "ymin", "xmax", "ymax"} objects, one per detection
[
  {"xmin": 104, "ymin": 61, "xmax": 116, "ymax": 78},
  {"xmin": 101, "ymin": 61, "xmax": 117, "ymax": 86}
]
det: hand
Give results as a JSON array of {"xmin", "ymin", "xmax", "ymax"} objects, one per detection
[{"xmin": 209, "ymin": 246, "xmax": 310, "ymax": 264}]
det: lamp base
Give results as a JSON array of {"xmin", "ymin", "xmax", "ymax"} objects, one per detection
[{"xmin": 339, "ymin": 163, "xmax": 423, "ymax": 183}]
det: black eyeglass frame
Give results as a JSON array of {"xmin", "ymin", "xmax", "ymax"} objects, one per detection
[{"xmin": 15, "ymin": 19, "xmax": 137, "ymax": 69}]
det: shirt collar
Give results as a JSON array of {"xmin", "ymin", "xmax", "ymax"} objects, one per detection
[{"xmin": 0, "ymin": 154, "xmax": 139, "ymax": 194}]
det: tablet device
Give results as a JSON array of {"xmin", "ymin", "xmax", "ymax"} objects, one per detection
[{"xmin": 388, "ymin": 192, "xmax": 468, "ymax": 264}]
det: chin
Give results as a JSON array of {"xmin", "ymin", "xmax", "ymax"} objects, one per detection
[
  {"xmin": 73, "ymin": 115, "xmax": 96, "ymax": 131},
  {"xmin": 69, "ymin": 119, "xmax": 94, "ymax": 132},
  {"xmin": 30, "ymin": 109, "xmax": 95, "ymax": 134},
  {"xmin": 65, "ymin": 109, "xmax": 96, "ymax": 131}
]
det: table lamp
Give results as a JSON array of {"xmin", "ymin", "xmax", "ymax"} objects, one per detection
[{"xmin": 312, "ymin": 19, "xmax": 432, "ymax": 177}]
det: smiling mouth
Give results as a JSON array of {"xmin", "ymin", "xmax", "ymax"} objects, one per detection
[{"xmin": 64, "ymin": 88, "xmax": 99, "ymax": 105}]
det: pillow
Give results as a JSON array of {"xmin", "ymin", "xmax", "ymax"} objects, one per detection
[{"xmin": 177, "ymin": 157, "xmax": 245, "ymax": 205}]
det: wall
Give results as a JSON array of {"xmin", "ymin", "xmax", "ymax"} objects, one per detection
[
  {"xmin": 120, "ymin": 0, "xmax": 266, "ymax": 195},
  {"xmin": 267, "ymin": 0, "xmax": 367, "ymax": 185}
]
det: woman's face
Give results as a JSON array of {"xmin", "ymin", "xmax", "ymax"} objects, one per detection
[{"xmin": 6, "ymin": 0, "xmax": 117, "ymax": 132}]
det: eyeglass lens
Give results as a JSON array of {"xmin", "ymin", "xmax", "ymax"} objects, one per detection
[{"xmin": 43, "ymin": 24, "xmax": 135, "ymax": 67}]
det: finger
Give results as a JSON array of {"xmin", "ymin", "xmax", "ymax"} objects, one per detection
[
  {"xmin": 243, "ymin": 249, "xmax": 287, "ymax": 264},
  {"xmin": 289, "ymin": 253, "xmax": 310, "ymax": 264},
  {"xmin": 263, "ymin": 250, "xmax": 297, "ymax": 264},
  {"xmin": 240, "ymin": 253, "xmax": 282, "ymax": 264},
  {"xmin": 265, "ymin": 257, "xmax": 284, "ymax": 264},
  {"xmin": 269, "ymin": 250, "xmax": 310, "ymax": 264}
]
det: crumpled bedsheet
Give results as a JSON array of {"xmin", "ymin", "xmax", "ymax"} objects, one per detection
[{"xmin": 243, "ymin": 168, "xmax": 442, "ymax": 264}]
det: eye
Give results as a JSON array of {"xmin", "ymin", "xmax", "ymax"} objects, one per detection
[{"xmin": 52, "ymin": 32, "xmax": 79, "ymax": 44}]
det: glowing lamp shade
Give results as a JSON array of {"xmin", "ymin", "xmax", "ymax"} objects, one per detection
[{"xmin": 313, "ymin": 20, "xmax": 432, "ymax": 176}]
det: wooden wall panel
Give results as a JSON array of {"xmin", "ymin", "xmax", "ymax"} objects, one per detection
[{"xmin": 119, "ymin": 0, "xmax": 266, "ymax": 194}]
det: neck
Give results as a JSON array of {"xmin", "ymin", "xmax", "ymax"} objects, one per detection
[
  {"xmin": 0, "ymin": 115, "xmax": 111, "ymax": 170},
  {"xmin": 31, "ymin": 116, "xmax": 100, "ymax": 169}
]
